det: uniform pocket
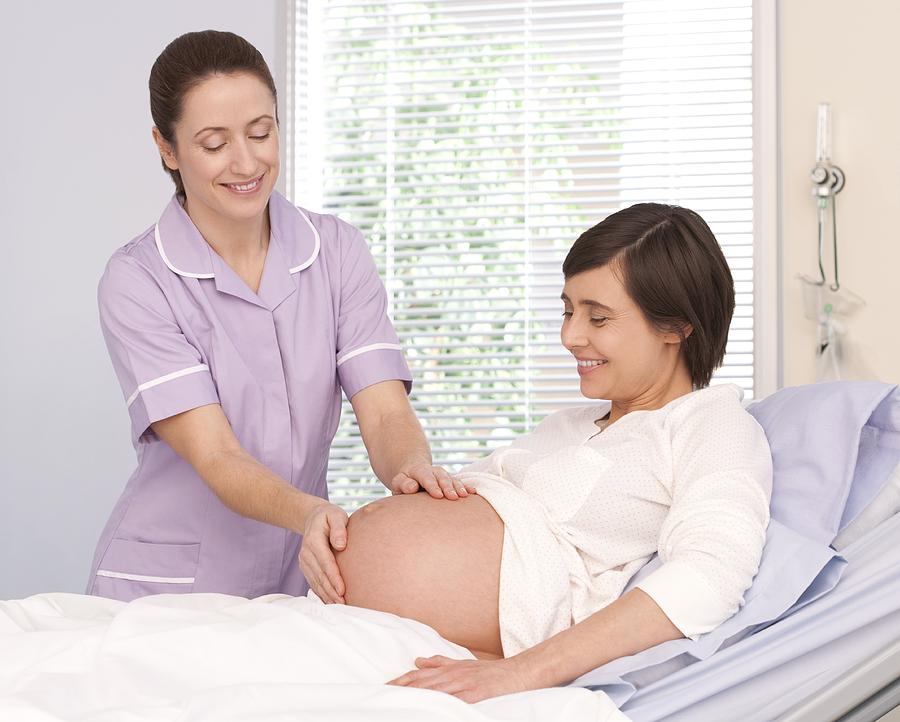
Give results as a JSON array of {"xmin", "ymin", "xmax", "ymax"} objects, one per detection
[{"xmin": 92, "ymin": 538, "xmax": 200, "ymax": 602}]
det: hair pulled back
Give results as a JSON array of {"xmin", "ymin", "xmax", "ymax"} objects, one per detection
[
  {"xmin": 562, "ymin": 204, "xmax": 735, "ymax": 389},
  {"xmin": 149, "ymin": 30, "xmax": 278, "ymax": 196}
]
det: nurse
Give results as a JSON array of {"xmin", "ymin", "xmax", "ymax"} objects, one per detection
[{"xmin": 87, "ymin": 30, "xmax": 470, "ymax": 604}]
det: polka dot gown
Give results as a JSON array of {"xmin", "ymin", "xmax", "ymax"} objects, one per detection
[{"xmin": 457, "ymin": 384, "xmax": 773, "ymax": 656}]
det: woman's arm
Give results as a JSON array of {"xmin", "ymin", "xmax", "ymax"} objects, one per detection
[
  {"xmin": 151, "ymin": 403, "xmax": 349, "ymax": 603},
  {"xmin": 351, "ymin": 380, "xmax": 474, "ymax": 499},
  {"xmin": 389, "ymin": 587, "xmax": 682, "ymax": 702},
  {"xmin": 516, "ymin": 587, "xmax": 682, "ymax": 685}
]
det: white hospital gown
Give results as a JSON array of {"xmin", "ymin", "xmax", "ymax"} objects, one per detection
[{"xmin": 457, "ymin": 383, "xmax": 773, "ymax": 656}]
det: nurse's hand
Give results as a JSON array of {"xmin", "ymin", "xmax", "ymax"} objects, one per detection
[
  {"xmin": 299, "ymin": 501, "xmax": 349, "ymax": 604},
  {"xmin": 389, "ymin": 464, "xmax": 477, "ymax": 500}
]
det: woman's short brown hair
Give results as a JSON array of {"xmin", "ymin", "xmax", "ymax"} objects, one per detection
[
  {"xmin": 149, "ymin": 30, "xmax": 278, "ymax": 196},
  {"xmin": 562, "ymin": 203, "xmax": 735, "ymax": 388}
]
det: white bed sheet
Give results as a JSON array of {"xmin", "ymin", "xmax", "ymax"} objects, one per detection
[{"xmin": 0, "ymin": 592, "xmax": 626, "ymax": 722}]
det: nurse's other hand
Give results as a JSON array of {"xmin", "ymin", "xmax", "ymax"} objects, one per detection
[
  {"xmin": 299, "ymin": 502, "xmax": 348, "ymax": 604},
  {"xmin": 390, "ymin": 464, "xmax": 477, "ymax": 500}
]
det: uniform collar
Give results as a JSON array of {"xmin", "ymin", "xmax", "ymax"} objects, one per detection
[{"xmin": 154, "ymin": 190, "xmax": 320, "ymax": 280}]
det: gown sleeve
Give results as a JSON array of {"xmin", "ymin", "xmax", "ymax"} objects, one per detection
[{"xmin": 635, "ymin": 389, "xmax": 773, "ymax": 639}]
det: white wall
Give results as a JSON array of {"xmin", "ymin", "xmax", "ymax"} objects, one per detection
[
  {"xmin": 780, "ymin": 0, "xmax": 900, "ymax": 386},
  {"xmin": 0, "ymin": 1, "xmax": 285, "ymax": 599}
]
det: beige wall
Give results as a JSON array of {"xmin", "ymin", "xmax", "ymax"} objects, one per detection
[{"xmin": 780, "ymin": 0, "xmax": 900, "ymax": 385}]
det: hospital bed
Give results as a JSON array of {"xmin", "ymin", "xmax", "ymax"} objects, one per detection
[
  {"xmin": 3, "ymin": 517, "xmax": 898, "ymax": 722},
  {"xmin": 615, "ymin": 503, "xmax": 900, "ymax": 721},
  {"xmin": 3, "ymin": 381, "xmax": 899, "ymax": 722},
  {"xmin": 785, "ymin": 640, "xmax": 900, "ymax": 722}
]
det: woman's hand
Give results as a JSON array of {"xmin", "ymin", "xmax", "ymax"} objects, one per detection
[
  {"xmin": 387, "ymin": 655, "xmax": 534, "ymax": 703},
  {"xmin": 298, "ymin": 501, "xmax": 349, "ymax": 604},
  {"xmin": 389, "ymin": 464, "xmax": 477, "ymax": 500}
]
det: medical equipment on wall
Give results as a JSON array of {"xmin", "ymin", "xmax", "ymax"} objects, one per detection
[{"xmin": 798, "ymin": 103, "xmax": 864, "ymax": 381}]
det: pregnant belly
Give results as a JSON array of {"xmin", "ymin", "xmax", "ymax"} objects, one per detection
[{"xmin": 335, "ymin": 492, "xmax": 504, "ymax": 659}]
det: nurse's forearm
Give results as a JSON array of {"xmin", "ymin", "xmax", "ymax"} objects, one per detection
[
  {"xmin": 151, "ymin": 405, "xmax": 327, "ymax": 533},
  {"xmin": 197, "ymin": 448, "xmax": 326, "ymax": 534},
  {"xmin": 364, "ymin": 408, "xmax": 432, "ymax": 485},
  {"xmin": 351, "ymin": 381, "xmax": 432, "ymax": 486}
]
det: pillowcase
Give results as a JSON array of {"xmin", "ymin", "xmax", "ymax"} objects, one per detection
[
  {"xmin": 832, "ymin": 460, "xmax": 900, "ymax": 550},
  {"xmin": 746, "ymin": 381, "xmax": 899, "ymax": 545}
]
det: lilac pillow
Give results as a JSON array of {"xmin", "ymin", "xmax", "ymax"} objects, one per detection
[{"xmin": 747, "ymin": 381, "xmax": 899, "ymax": 545}]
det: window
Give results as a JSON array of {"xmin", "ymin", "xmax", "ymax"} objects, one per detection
[{"xmin": 288, "ymin": 0, "xmax": 766, "ymax": 509}]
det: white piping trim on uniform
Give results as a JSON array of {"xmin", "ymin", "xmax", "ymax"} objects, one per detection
[
  {"xmin": 126, "ymin": 364, "xmax": 210, "ymax": 408},
  {"xmin": 96, "ymin": 569, "xmax": 195, "ymax": 584},
  {"xmin": 288, "ymin": 206, "xmax": 321, "ymax": 273},
  {"xmin": 336, "ymin": 343, "xmax": 403, "ymax": 367},
  {"xmin": 154, "ymin": 224, "xmax": 215, "ymax": 279}
]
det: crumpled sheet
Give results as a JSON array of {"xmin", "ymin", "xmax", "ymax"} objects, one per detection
[{"xmin": 0, "ymin": 592, "xmax": 627, "ymax": 722}]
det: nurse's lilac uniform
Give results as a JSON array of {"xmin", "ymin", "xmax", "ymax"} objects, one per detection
[{"xmin": 87, "ymin": 191, "xmax": 411, "ymax": 602}]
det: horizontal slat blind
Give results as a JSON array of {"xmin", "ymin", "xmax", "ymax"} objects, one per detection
[{"xmin": 292, "ymin": 0, "xmax": 754, "ymax": 509}]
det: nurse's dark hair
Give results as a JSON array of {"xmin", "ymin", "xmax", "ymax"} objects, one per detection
[
  {"xmin": 562, "ymin": 204, "xmax": 734, "ymax": 389},
  {"xmin": 149, "ymin": 30, "xmax": 278, "ymax": 197}
]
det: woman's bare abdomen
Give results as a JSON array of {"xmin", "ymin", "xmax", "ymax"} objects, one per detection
[{"xmin": 335, "ymin": 492, "xmax": 504, "ymax": 659}]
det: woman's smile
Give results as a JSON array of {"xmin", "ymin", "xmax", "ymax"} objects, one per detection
[
  {"xmin": 221, "ymin": 172, "xmax": 266, "ymax": 196},
  {"xmin": 575, "ymin": 358, "xmax": 608, "ymax": 376}
]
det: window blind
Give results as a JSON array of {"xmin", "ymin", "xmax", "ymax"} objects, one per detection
[{"xmin": 290, "ymin": 0, "xmax": 755, "ymax": 509}]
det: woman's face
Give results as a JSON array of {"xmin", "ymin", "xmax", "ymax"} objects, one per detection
[
  {"xmin": 155, "ymin": 72, "xmax": 279, "ymax": 223},
  {"xmin": 561, "ymin": 264, "xmax": 684, "ymax": 402}
]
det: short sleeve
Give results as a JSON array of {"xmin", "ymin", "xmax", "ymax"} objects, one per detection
[
  {"xmin": 98, "ymin": 255, "xmax": 220, "ymax": 445},
  {"xmin": 635, "ymin": 388, "xmax": 773, "ymax": 639},
  {"xmin": 334, "ymin": 226, "xmax": 412, "ymax": 400}
]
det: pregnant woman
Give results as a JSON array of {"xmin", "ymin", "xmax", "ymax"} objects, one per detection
[{"xmin": 334, "ymin": 203, "xmax": 773, "ymax": 702}]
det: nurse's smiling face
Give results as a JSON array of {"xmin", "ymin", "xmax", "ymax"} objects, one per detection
[{"xmin": 153, "ymin": 72, "xmax": 279, "ymax": 224}]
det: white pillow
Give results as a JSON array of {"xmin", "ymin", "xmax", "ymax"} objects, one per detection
[{"xmin": 832, "ymin": 460, "xmax": 900, "ymax": 550}]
